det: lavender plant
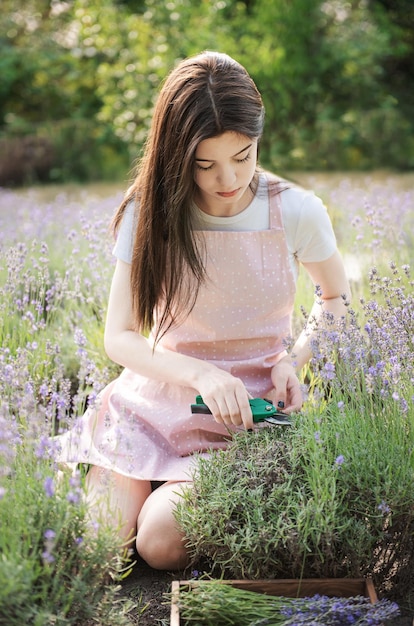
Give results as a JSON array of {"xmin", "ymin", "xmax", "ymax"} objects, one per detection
[
  {"xmin": 0, "ymin": 187, "xmax": 140, "ymax": 624},
  {"xmin": 0, "ymin": 189, "xmax": 122, "ymax": 432},
  {"xmin": 0, "ymin": 438, "xmax": 136, "ymax": 625}
]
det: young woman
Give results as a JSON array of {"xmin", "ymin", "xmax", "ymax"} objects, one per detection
[{"xmin": 57, "ymin": 51, "xmax": 350, "ymax": 570}]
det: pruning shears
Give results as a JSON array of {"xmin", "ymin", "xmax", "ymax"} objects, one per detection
[{"xmin": 191, "ymin": 395, "xmax": 292, "ymax": 426}]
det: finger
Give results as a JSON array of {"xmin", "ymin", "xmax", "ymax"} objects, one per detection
[
  {"xmin": 274, "ymin": 392, "xmax": 288, "ymax": 411},
  {"xmin": 235, "ymin": 391, "xmax": 253, "ymax": 430},
  {"xmin": 241, "ymin": 407, "xmax": 254, "ymax": 430},
  {"xmin": 217, "ymin": 392, "xmax": 251, "ymax": 428},
  {"xmin": 271, "ymin": 374, "xmax": 288, "ymax": 407},
  {"xmin": 209, "ymin": 397, "xmax": 242, "ymax": 426},
  {"xmin": 217, "ymin": 384, "xmax": 251, "ymax": 428},
  {"xmin": 285, "ymin": 383, "xmax": 303, "ymax": 413},
  {"xmin": 222, "ymin": 395, "xmax": 243, "ymax": 427},
  {"xmin": 204, "ymin": 398, "xmax": 225, "ymax": 424},
  {"xmin": 286, "ymin": 400, "xmax": 303, "ymax": 413}
]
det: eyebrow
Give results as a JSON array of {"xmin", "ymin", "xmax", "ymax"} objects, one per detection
[{"xmin": 195, "ymin": 143, "xmax": 252, "ymax": 162}]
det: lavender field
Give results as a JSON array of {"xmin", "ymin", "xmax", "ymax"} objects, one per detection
[{"xmin": 0, "ymin": 173, "xmax": 413, "ymax": 624}]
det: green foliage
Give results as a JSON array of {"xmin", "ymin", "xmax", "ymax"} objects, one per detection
[
  {"xmin": 0, "ymin": 0, "xmax": 413, "ymax": 184},
  {"xmin": 368, "ymin": 0, "xmax": 414, "ymax": 119},
  {"xmin": 0, "ymin": 447, "xmax": 137, "ymax": 625}
]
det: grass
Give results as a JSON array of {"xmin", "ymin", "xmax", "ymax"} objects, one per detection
[{"xmin": 0, "ymin": 173, "xmax": 413, "ymax": 621}]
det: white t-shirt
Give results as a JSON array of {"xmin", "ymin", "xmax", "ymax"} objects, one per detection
[{"xmin": 113, "ymin": 173, "xmax": 337, "ymax": 281}]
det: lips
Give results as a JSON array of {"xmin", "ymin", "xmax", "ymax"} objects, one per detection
[{"xmin": 217, "ymin": 188, "xmax": 240, "ymax": 198}]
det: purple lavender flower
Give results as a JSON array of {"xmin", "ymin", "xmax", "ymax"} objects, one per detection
[
  {"xmin": 41, "ymin": 551, "xmax": 55, "ymax": 564},
  {"xmin": 66, "ymin": 491, "xmax": 81, "ymax": 504},
  {"xmin": 335, "ymin": 454, "xmax": 345, "ymax": 467},
  {"xmin": 378, "ymin": 500, "xmax": 391, "ymax": 515},
  {"xmin": 322, "ymin": 362, "xmax": 336, "ymax": 381},
  {"xmin": 65, "ymin": 471, "xmax": 83, "ymax": 505},
  {"xmin": 35, "ymin": 435, "xmax": 58, "ymax": 460},
  {"xmin": 42, "ymin": 528, "xmax": 57, "ymax": 565},
  {"xmin": 74, "ymin": 328, "xmax": 87, "ymax": 347},
  {"xmin": 43, "ymin": 476, "xmax": 55, "ymax": 498},
  {"xmin": 44, "ymin": 529, "xmax": 56, "ymax": 541},
  {"xmin": 280, "ymin": 595, "xmax": 399, "ymax": 625},
  {"xmin": 38, "ymin": 383, "xmax": 49, "ymax": 398}
]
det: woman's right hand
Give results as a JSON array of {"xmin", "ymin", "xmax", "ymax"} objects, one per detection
[{"xmin": 196, "ymin": 372, "xmax": 254, "ymax": 430}]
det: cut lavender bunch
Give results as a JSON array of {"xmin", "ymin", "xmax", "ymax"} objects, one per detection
[
  {"xmin": 173, "ymin": 581, "xmax": 400, "ymax": 625},
  {"xmin": 278, "ymin": 594, "xmax": 400, "ymax": 625}
]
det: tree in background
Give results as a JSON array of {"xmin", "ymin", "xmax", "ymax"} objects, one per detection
[
  {"xmin": 0, "ymin": 0, "xmax": 413, "ymax": 185},
  {"xmin": 369, "ymin": 0, "xmax": 414, "ymax": 117},
  {"xmin": 0, "ymin": 0, "xmax": 129, "ymax": 183}
]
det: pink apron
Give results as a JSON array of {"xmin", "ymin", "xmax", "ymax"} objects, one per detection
[{"xmin": 57, "ymin": 182, "xmax": 296, "ymax": 480}]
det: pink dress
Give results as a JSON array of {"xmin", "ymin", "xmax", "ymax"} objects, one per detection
[{"xmin": 56, "ymin": 183, "xmax": 296, "ymax": 481}]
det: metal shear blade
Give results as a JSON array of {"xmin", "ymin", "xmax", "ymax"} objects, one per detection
[{"xmin": 262, "ymin": 412, "xmax": 292, "ymax": 426}]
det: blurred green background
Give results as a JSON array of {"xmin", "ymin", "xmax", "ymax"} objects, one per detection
[{"xmin": 1, "ymin": 0, "xmax": 413, "ymax": 186}]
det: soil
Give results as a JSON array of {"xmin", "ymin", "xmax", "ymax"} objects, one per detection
[
  {"xmin": 120, "ymin": 555, "xmax": 182, "ymax": 624},
  {"xmin": 120, "ymin": 555, "xmax": 414, "ymax": 625}
]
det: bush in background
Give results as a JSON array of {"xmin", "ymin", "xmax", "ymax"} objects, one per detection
[{"xmin": 0, "ymin": 119, "xmax": 130, "ymax": 186}]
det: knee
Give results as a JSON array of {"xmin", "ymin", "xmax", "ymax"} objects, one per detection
[{"xmin": 136, "ymin": 521, "xmax": 189, "ymax": 570}]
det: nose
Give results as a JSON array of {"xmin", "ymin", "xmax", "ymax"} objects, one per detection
[{"xmin": 217, "ymin": 164, "xmax": 237, "ymax": 188}]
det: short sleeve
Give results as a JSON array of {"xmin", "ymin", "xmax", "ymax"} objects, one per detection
[
  {"xmin": 112, "ymin": 201, "xmax": 136, "ymax": 264},
  {"xmin": 280, "ymin": 187, "xmax": 337, "ymax": 264}
]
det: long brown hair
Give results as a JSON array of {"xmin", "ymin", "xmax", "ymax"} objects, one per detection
[{"xmin": 112, "ymin": 51, "xmax": 265, "ymax": 342}]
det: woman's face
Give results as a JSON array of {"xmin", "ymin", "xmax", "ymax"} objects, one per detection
[{"xmin": 194, "ymin": 131, "xmax": 258, "ymax": 217}]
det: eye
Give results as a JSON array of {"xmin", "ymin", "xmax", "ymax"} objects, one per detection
[
  {"xmin": 196, "ymin": 163, "xmax": 214, "ymax": 171},
  {"xmin": 235, "ymin": 153, "xmax": 251, "ymax": 164}
]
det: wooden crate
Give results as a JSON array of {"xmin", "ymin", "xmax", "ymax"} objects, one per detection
[{"xmin": 170, "ymin": 578, "xmax": 378, "ymax": 626}]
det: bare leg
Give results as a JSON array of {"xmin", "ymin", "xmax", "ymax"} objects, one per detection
[
  {"xmin": 85, "ymin": 465, "xmax": 152, "ymax": 545},
  {"xmin": 136, "ymin": 481, "xmax": 191, "ymax": 570}
]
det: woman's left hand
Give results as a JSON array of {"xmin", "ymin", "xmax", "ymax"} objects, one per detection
[{"xmin": 269, "ymin": 356, "xmax": 303, "ymax": 413}]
